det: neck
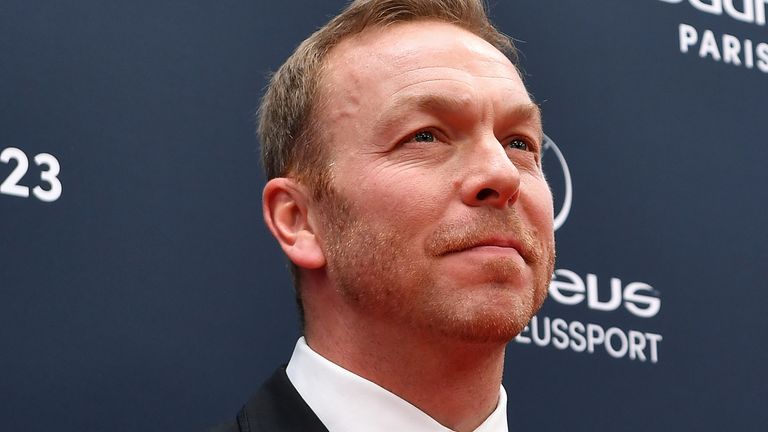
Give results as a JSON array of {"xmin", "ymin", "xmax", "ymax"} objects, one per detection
[{"xmin": 304, "ymin": 301, "xmax": 507, "ymax": 432}]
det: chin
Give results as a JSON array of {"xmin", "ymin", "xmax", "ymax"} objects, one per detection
[
  {"xmin": 423, "ymin": 287, "xmax": 541, "ymax": 344},
  {"xmin": 437, "ymin": 313, "xmax": 529, "ymax": 344}
]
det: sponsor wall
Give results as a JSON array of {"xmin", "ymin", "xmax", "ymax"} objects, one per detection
[{"xmin": 1, "ymin": 1, "xmax": 765, "ymax": 431}]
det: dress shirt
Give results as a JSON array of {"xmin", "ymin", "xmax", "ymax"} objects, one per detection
[{"xmin": 286, "ymin": 337, "xmax": 509, "ymax": 432}]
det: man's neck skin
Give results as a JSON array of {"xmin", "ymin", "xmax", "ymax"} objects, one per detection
[{"xmin": 301, "ymin": 272, "xmax": 507, "ymax": 432}]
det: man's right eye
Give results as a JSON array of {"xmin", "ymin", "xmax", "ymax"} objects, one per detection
[{"xmin": 412, "ymin": 131, "xmax": 436, "ymax": 142}]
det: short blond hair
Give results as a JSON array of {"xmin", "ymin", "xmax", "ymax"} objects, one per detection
[{"xmin": 258, "ymin": 0, "xmax": 518, "ymax": 192}]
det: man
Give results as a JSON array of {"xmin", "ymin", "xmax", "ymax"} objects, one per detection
[{"xmin": 214, "ymin": 0, "xmax": 555, "ymax": 431}]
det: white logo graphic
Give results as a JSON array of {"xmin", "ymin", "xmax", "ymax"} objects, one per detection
[{"xmin": 542, "ymin": 134, "xmax": 572, "ymax": 231}]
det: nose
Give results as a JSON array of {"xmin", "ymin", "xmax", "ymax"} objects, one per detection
[{"xmin": 460, "ymin": 136, "xmax": 521, "ymax": 209}]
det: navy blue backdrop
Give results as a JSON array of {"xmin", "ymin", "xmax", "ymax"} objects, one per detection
[{"xmin": 2, "ymin": 1, "xmax": 766, "ymax": 431}]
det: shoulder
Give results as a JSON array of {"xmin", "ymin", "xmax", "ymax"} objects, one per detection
[{"xmin": 204, "ymin": 366, "xmax": 328, "ymax": 432}]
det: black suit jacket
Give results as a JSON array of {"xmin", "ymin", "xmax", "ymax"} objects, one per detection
[{"xmin": 208, "ymin": 367, "xmax": 328, "ymax": 432}]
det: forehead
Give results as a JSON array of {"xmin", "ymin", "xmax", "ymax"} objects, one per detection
[{"xmin": 321, "ymin": 20, "xmax": 528, "ymax": 105}]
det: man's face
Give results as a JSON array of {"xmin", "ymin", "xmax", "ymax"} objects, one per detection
[{"xmin": 312, "ymin": 21, "xmax": 555, "ymax": 343}]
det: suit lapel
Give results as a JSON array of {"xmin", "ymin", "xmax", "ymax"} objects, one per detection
[{"xmin": 238, "ymin": 367, "xmax": 328, "ymax": 432}]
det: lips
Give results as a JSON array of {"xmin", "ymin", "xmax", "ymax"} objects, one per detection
[
  {"xmin": 444, "ymin": 236, "xmax": 525, "ymax": 258},
  {"xmin": 425, "ymin": 212, "xmax": 539, "ymax": 264},
  {"xmin": 452, "ymin": 235, "xmax": 519, "ymax": 250}
]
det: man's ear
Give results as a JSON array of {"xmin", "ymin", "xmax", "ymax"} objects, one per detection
[{"xmin": 262, "ymin": 178, "xmax": 326, "ymax": 270}]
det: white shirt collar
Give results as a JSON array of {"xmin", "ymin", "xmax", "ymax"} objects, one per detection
[{"xmin": 286, "ymin": 337, "xmax": 509, "ymax": 432}]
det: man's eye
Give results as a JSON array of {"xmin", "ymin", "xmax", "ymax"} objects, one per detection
[
  {"xmin": 413, "ymin": 131, "xmax": 436, "ymax": 143},
  {"xmin": 506, "ymin": 138, "xmax": 529, "ymax": 151}
]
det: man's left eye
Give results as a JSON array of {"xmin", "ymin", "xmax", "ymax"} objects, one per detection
[
  {"xmin": 413, "ymin": 131, "xmax": 436, "ymax": 143},
  {"xmin": 506, "ymin": 138, "xmax": 529, "ymax": 151}
]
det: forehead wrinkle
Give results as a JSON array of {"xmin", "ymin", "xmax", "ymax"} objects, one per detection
[
  {"xmin": 476, "ymin": 75, "xmax": 522, "ymax": 81},
  {"xmin": 389, "ymin": 78, "xmax": 475, "ymax": 99},
  {"xmin": 387, "ymin": 61, "xmax": 517, "ymax": 81}
]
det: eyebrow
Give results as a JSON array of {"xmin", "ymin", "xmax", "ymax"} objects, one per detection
[
  {"xmin": 373, "ymin": 93, "xmax": 472, "ymax": 134},
  {"xmin": 374, "ymin": 93, "xmax": 544, "ymax": 143},
  {"xmin": 382, "ymin": 92, "xmax": 476, "ymax": 120},
  {"xmin": 409, "ymin": 93, "xmax": 475, "ymax": 113},
  {"xmin": 510, "ymin": 102, "xmax": 544, "ymax": 144}
]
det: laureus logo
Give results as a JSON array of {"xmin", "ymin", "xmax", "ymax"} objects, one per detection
[{"xmin": 542, "ymin": 134, "xmax": 572, "ymax": 231}]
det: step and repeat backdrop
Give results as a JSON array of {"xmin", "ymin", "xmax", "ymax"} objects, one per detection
[{"xmin": 2, "ymin": 1, "xmax": 766, "ymax": 431}]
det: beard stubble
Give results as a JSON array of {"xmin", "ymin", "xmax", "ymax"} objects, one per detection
[{"xmin": 317, "ymin": 187, "xmax": 555, "ymax": 344}]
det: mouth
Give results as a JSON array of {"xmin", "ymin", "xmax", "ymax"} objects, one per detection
[
  {"xmin": 443, "ymin": 236, "xmax": 525, "ymax": 259},
  {"xmin": 426, "ymin": 213, "xmax": 537, "ymax": 264}
]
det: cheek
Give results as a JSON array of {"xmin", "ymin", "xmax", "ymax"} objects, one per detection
[
  {"xmin": 351, "ymin": 175, "xmax": 448, "ymax": 233},
  {"xmin": 522, "ymin": 177, "xmax": 555, "ymax": 228}
]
